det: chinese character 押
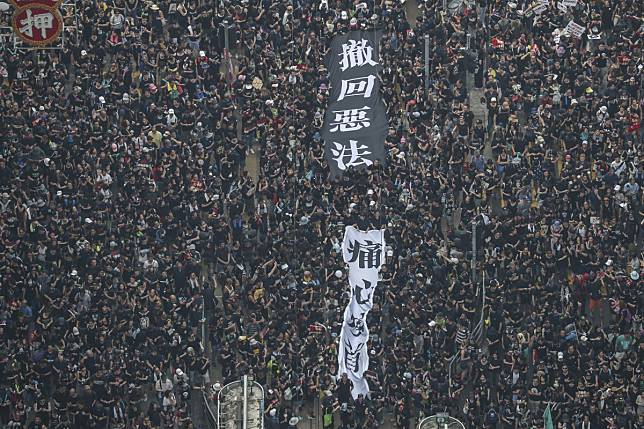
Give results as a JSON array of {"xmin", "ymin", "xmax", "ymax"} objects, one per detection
[{"xmin": 19, "ymin": 9, "xmax": 54, "ymax": 39}]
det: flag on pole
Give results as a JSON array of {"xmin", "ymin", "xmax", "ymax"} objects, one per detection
[
  {"xmin": 223, "ymin": 48, "xmax": 234, "ymax": 86},
  {"xmin": 543, "ymin": 403, "xmax": 554, "ymax": 429}
]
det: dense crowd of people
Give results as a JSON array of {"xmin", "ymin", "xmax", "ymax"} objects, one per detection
[{"xmin": 0, "ymin": 0, "xmax": 642, "ymax": 427}]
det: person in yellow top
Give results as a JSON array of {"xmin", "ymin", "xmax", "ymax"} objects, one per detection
[{"xmin": 147, "ymin": 125, "xmax": 163, "ymax": 148}]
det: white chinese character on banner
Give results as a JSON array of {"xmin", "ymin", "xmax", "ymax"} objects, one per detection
[
  {"xmin": 329, "ymin": 106, "xmax": 371, "ymax": 133},
  {"xmin": 19, "ymin": 9, "xmax": 54, "ymax": 39},
  {"xmin": 339, "ymin": 39, "xmax": 378, "ymax": 71},
  {"xmin": 331, "ymin": 140, "xmax": 373, "ymax": 170},
  {"xmin": 338, "ymin": 75, "xmax": 376, "ymax": 101}
]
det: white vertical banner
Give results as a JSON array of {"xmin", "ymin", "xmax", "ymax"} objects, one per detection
[{"xmin": 338, "ymin": 226, "xmax": 385, "ymax": 399}]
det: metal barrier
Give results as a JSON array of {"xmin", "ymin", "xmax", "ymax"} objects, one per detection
[
  {"xmin": 447, "ymin": 352, "xmax": 460, "ymax": 398},
  {"xmin": 203, "ymin": 390, "xmax": 218, "ymax": 429},
  {"xmin": 218, "ymin": 375, "xmax": 264, "ymax": 429},
  {"xmin": 418, "ymin": 413, "xmax": 466, "ymax": 429},
  {"xmin": 469, "ymin": 272, "xmax": 486, "ymax": 344}
]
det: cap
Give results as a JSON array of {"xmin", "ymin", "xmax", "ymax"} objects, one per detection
[
  {"xmin": 199, "ymin": 50, "xmax": 205, "ymax": 57},
  {"xmin": 490, "ymin": 97, "xmax": 497, "ymax": 102},
  {"xmin": 176, "ymin": 368, "xmax": 184, "ymax": 376},
  {"xmin": 631, "ymin": 271, "xmax": 640, "ymax": 281},
  {"xmin": 289, "ymin": 417, "xmax": 299, "ymax": 426},
  {"xmin": 428, "ymin": 321, "xmax": 436, "ymax": 327},
  {"xmin": 334, "ymin": 270, "xmax": 343, "ymax": 279},
  {"xmin": 269, "ymin": 409, "xmax": 277, "ymax": 417},
  {"xmin": 168, "ymin": 108, "xmax": 174, "ymax": 114},
  {"xmin": 73, "ymin": 327, "xmax": 80, "ymax": 335}
]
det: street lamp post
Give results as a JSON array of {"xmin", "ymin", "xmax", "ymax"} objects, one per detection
[
  {"xmin": 222, "ymin": 20, "xmax": 230, "ymax": 52},
  {"xmin": 424, "ymin": 34, "xmax": 430, "ymax": 90}
]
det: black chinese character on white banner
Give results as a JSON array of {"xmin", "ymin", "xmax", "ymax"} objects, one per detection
[
  {"xmin": 353, "ymin": 279, "xmax": 373, "ymax": 306},
  {"xmin": 343, "ymin": 337, "xmax": 366, "ymax": 373},
  {"xmin": 346, "ymin": 240, "xmax": 382, "ymax": 269}
]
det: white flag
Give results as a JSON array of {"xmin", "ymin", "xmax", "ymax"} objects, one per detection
[
  {"xmin": 342, "ymin": 226, "xmax": 385, "ymax": 269},
  {"xmin": 337, "ymin": 226, "xmax": 385, "ymax": 399}
]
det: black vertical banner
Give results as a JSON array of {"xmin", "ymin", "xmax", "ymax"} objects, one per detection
[{"xmin": 322, "ymin": 30, "xmax": 387, "ymax": 177}]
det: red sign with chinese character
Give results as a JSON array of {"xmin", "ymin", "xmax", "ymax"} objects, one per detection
[
  {"xmin": 9, "ymin": 0, "xmax": 62, "ymax": 8},
  {"xmin": 12, "ymin": 5, "xmax": 63, "ymax": 46}
]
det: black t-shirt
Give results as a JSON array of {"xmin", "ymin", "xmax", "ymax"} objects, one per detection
[{"xmin": 336, "ymin": 379, "xmax": 352, "ymax": 403}]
